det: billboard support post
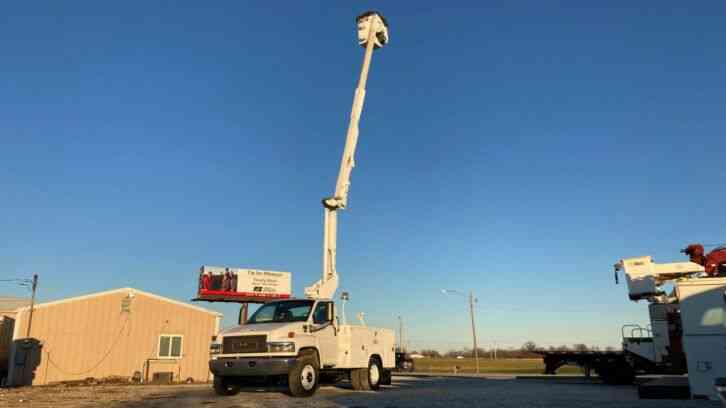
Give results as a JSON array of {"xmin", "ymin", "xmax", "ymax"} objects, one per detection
[{"xmin": 238, "ymin": 303, "xmax": 249, "ymax": 325}]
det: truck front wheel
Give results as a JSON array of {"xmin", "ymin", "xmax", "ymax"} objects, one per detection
[
  {"xmin": 213, "ymin": 376, "xmax": 241, "ymax": 396},
  {"xmin": 288, "ymin": 352, "xmax": 320, "ymax": 397}
]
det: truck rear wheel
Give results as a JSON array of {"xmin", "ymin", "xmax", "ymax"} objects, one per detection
[
  {"xmin": 352, "ymin": 357, "xmax": 382, "ymax": 391},
  {"xmin": 351, "ymin": 368, "xmax": 368, "ymax": 390},
  {"xmin": 288, "ymin": 352, "xmax": 320, "ymax": 397},
  {"xmin": 381, "ymin": 369, "xmax": 392, "ymax": 385},
  {"xmin": 213, "ymin": 376, "xmax": 241, "ymax": 396}
]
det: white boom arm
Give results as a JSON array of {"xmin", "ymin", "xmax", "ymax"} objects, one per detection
[{"xmin": 305, "ymin": 12, "xmax": 389, "ymax": 299}]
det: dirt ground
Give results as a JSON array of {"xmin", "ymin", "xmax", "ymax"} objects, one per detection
[{"xmin": 0, "ymin": 376, "xmax": 720, "ymax": 408}]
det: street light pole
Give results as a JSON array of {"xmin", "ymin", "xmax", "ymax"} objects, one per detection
[
  {"xmin": 398, "ymin": 316, "xmax": 404, "ymax": 352},
  {"xmin": 469, "ymin": 291, "xmax": 480, "ymax": 373}
]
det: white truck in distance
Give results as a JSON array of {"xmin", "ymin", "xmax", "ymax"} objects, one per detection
[
  {"xmin": 209, "ymin": 11, "xmax": 393, "ymax": 398},
  {"xmin": 209, "ymin": 299, "xmax": 395, "ymax": 397}
]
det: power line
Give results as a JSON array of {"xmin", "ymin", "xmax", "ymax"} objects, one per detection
[{"xmin": 45, "ymin": 315, "xmax": 131, "ymax": 376}]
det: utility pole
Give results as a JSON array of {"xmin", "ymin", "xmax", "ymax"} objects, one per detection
[
  {"xmin": 469, "ymin": 291, "xmax": 480, "ymax": 373},
  {"xmin": 442, "ymin": 289, "xmax": 480, "ymax": 374},
  {"xmin": 26, "ymin": 274, "xmax": 38, "ymax": 338},
  {"xmin": 398, "ymin": 316, "xmax": 404, "ymax": 352}
]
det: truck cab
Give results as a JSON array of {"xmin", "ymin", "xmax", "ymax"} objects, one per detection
[{"xmin": 209, "ymin": 298, "xmax": 395, "ymax": 397}]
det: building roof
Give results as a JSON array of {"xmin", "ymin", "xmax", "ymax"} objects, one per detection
[
  {"xmin": 0, "ymin": 296, "xmax": 31, "ymax": 313},
  {"xmin": 15, "ymin": 288, "xmax": 222, "ymax": 317}
]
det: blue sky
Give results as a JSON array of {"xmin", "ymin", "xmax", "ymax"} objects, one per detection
[{"xmin": 1, "ymin": 2, "xmax": 724, "ymax": 350}]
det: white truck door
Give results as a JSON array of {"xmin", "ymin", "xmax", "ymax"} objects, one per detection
[{"xmin": 311, "ymin": 301, "xmax": 338, "ymax": 367}]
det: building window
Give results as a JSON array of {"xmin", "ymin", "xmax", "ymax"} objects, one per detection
[{"xmin": 158, "ymin": 335, "xmax": 183, "ymax": 358}]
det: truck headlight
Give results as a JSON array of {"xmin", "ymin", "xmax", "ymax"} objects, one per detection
[
  {"xmin": 267, "ymin": 342, "xmax": 295, "ymax": 353},
  {"xmin": 210, "ymin": 343, "xmax": 222, "ymax": 355}
]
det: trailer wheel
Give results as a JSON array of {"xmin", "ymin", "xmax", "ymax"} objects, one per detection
[
  {"xmin": 213, "ymin": 376, "xmax": 241, "ymax": 396},
  {"xmin": 288, "ymin": 352, "xmax": 320, "ymax": 397},
  {"xmin": 598, "ymin": 363, "xmax": 635, "ymax": 385},
  {"xmin": 614, "ymin": 365, "xmax": 635, "ymax": 385}
]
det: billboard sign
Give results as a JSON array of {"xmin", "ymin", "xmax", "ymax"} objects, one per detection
[{"xmin": 197, "ymin": 266, "xmax": 292, "ymax": 302}]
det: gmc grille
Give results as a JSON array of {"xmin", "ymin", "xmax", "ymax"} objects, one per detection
[{"xmin": 222, "ymin": 335, "xmax": 267, "ymax": 354}]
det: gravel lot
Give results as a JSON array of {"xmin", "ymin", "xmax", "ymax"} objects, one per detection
[{"xmin": 0, "ymin": 376, "xmax": 720, "ymax": 408}]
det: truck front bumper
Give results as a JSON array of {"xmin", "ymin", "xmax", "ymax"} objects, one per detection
[{"xmin": 209, "ymin": 357, "xmax": 297, "ymax": 377}]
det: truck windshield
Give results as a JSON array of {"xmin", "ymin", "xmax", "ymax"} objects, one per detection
[{"xmin": 247, "ymin": 300, "xmax": 314, "ymax": 324}]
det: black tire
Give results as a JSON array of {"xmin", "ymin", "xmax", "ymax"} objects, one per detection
[
  {"xmin": 614, "ymin": 365, "xmax": 636, "ymax": 385},
  {"xmin": 213, "ymin": 376, "xmax": 241, "ymax": 396},
  {"xmin": 351, "ymin": 367, "xmax": 368, "ymax": 390},
  {"xmin": 598, "ymin": 364, "xmax": 635, "ymax": 385},
  {"xmin": 367, "ymin": 357, "xmax": 383, "ymax": 390},
  {"xmin": 352, "ymin": 357, "xmax": 383, "ymax": 391},
  {"xmin": 602, "ymin": 372, "xmax": 633, "ymax": 385},
  {"xmin": 380, "ymin": 369, "xmax": 392, "ymax": 386},
  {"xmin": 288, "ymin": 352, "xmax": 320, "ymax": 398}
]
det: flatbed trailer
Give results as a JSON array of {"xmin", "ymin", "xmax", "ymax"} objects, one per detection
[
  {"xmin": 538, "ymin": 350, "xmax": 636, "ymax": 384},
  {"xmin": 538, "ymin": 347, "xmax": 686, "ymax": 385}
]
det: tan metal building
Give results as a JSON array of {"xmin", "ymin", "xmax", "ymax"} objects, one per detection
[
  {"xmin": 1, "ymin": 296, "xmax": 30, "ymax": 319},
  {"xmin": 6, "ymin": 288, "xmax": 221, "ymax": 386}
]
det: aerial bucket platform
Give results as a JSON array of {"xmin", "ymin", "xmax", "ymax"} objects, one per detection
[{"xmin": 614, "ymin": 256, "xmax": 704, "ymax": 301}]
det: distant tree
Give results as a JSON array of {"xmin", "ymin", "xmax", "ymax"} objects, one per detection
[
  {"xmin": 462, "ymin": 347, "xmax": 487, "ymax": 358},
  {"xmin": 444, "ymin": 350, "xmax": 462, "ymax": 358},
  {"xmin": 605, "ymin": 346, "xmax": 616, "ymax": 352},
  {"xmin": 420, "ymin": 349, "xmax": 442, "ymax": 358},
  {"xmin": 572, "ymin": 344, "xmax": 588, "ymax": 352},
  {"xmin": 521, "ymin": 341, "xmax": 538, "ymax": 352},
  {"xmin": 556, "ymin": 345, "xmax": 570, "ymax": 351}
]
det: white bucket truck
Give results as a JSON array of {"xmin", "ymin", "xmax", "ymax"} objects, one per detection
[
  {"xmin": 616, "ymin": 246, "xmax": 726, "ymax": 400},
  {"xmin": 209, "ymin": 11, "xmax": 395, "ymax": 397},
  {"xmin": 209, "ymin": 298, "xmax": 395, "ymax": 397}
]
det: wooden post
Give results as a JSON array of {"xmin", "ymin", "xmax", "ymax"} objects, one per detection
[
  {"xmin": 26, "ymin": 274, "xmax": 38, "ymax": 338},
  {"xmin": 469, "ymin": 291, "xmax": 480, "ymax": 374}
]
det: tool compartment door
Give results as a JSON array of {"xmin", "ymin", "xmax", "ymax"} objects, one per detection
[{"xmin": 677, "ymin": 278, "xmax": 726, "ymax": 336}]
